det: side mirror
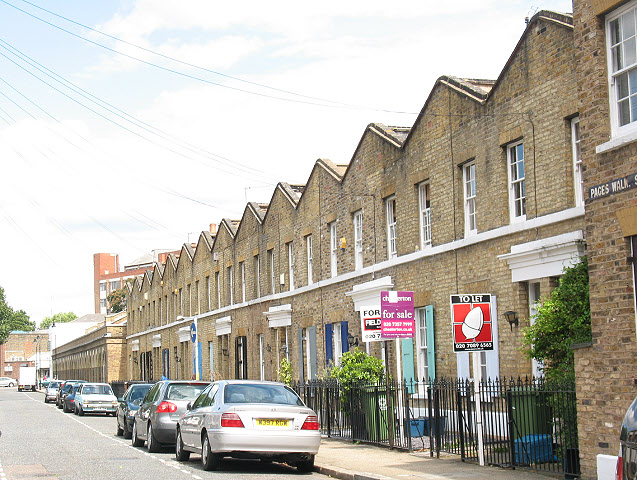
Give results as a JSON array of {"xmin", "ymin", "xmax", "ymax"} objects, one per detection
[
  {"xmin": 117, "ymin": 397, "xmax": 124, "ymax": 403},
  {"xmin": 186, "ymin": 402, "xmax": 192, "ymax": 411}
]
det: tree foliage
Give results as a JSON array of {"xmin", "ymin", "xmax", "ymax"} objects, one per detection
[
  {"xmin": 107, "ymin": 288, "xmax": 127, "ymax": 313},
  {"xmin": 277, "ymin": 357, "xmax": 293, "ymax": 385},
  {"xmin": 0, "ymin": 287, "xmax": 35, "ymax": 344},
  {"xmin": 522, "ymin": 258, "xmax": 591, "ymax": 383},
  {"xmin": 40, "ymin": 312, "xmax": 77, "ymax": 330},
  {"xmin": 330, "ymin": 348, "xmax": 385, "ymax": 387}
]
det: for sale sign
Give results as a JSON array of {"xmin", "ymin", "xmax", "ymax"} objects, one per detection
[
  {"xmin": 451, "ymin": 294, "xmax": 493, "ymax": 352},
  {"xmin": 380, "ymin": 291, "xmax": 415, "ymax": 338},
  {"xmin": 360, "ymin": 306, "xmax": 383, "ymax": 343}
]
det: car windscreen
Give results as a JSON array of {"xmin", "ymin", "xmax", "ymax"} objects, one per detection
[
  {"xmin": 224, "ymin": 384, "xmax": 304, "ymax": 406},
  {"xmin": 129, "ymin": 386, "xmax": 151, "ymax": 402},
  {"xmin": 83, "ymin": 385, "xmax": 113, "ymax": 395},
  {"xmin": 165, "ymin": 383, "xmax": 207, "ymax": 401}
]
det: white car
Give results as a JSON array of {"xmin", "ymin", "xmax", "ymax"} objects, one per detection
[
  {"xmin": 74, "ymin": 382, "xmax": 118, "ymax": 416},
  {"xmin": 0, "ymin": 377, "xmax": 16, "ymax": 387},
  {"xmin": 176, "ymin": 380, "xmax": 320, "ymax": 472}
]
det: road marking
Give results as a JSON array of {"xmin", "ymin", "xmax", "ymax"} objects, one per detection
[{"xmin": 22, "ymin": 392, "xmax": 206, "ymax": 479}]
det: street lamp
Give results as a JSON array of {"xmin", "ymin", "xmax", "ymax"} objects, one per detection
[{"xmin": 50, "ymin": 322, "xmax": 56, "ymax": 379}]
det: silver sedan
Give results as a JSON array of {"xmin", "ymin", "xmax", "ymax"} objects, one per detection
[{"xmin": 176, "ymin": 380, "xmax": 320, "ymax": 472}]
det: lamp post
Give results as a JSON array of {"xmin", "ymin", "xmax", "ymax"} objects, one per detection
[{"xmin": 50, "ymin": 322, "xmax": 56, "ymax": 379}]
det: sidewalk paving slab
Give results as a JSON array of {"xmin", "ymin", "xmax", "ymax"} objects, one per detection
[{"xmin": 315, "ymin": 437, "xmax": 561, "ymax": 480}]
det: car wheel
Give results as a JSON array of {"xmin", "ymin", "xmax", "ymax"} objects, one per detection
[
  {"xmin": 175, "ymin": 428, "xmax": 190, "ymax": 462},
  {"xmin": 77, "ymin": 405, "xmax": 84, "ymax": 416},
  {"xmin": 296, "ymin": 455, "xmax": 315, "ymax": 473},
  {"xmin": 116, "ymin": 420, "xmax": 124, "ymax": 436},
  {"xmin": 8, "ymin": 382, "xmax": 14, "ymax": 387},
  {"xmin": 131, "ymin": 421, "xmax": 144, "ymax": 447},
  {"xmin": 123, "ymin": 423, "xmax": 132, "ymax": 440},
  {"xmin": 147, "ymin": 423, "xmax": 161, "ymax": 453},
  {"xmin": 201, "ymin": 434, "xmax": 221, "ymax": 471},
  {"xmin": 63, "ymin": 402, "xmax": 69, "ymax": 413}
]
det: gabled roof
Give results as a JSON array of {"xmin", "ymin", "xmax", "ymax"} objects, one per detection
[
  {"xmin": 199, "ymin": 230, "xmax": 215, "ymax": 252},
  {"xmin": 220, "ymin": 218, "xmax": 240, "ymax": 238},
  {"xmin": 316, "ymin": 158, "xmax": 348, "ymax": 182}
]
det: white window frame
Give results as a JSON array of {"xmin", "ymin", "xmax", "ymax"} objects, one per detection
[
  {"xmin": 255, "ymin": 255, "xmax": 261, "ymax": 298},
  {"xmin": 206, "ymin": 276, "xmax": 211, "ymax": 311},
  {"xmin": 215, "ymin": 271, "xmax": 221, "ymax": 308},
  {"xmin": 287, "ymin": 242, "xmax": 295, "ymax": 291},
  {"xmin": 306, "ymin": 235, "xmax": 313, "ymax": 285},
  {"xmin": 463, "ymin": 163, "xmax": 477, "ymax": 236},
  {"xmin": 607, "ymin": 2, "xmax": 637, "ymax": 137},
  {"xmin": 240, "ymin": 261, "xmax": 246, "ymax": 303},
  {"xmin": 507, "ymin": 142, "xmax": 526, "ymax": 222},
  {"xmin": 571, "ymin": 117, "xmax": 584, "ymax": 207},
  {"xmin": 385, "ymin": 196, "xmax": 397, "ymax": 259},
  {"xmin": 353, "ymin": 210, "xmax": 363, "ymax": 269},
  {"xmin": 529, "ymin": 281, "xmax": 544, "ymax": 378},
  {"xmin": 418, "ymin": 182, "xmax": 432, "ymax": 248},
  {"xmin": 333, "ymin": 325, "xmax": 343, "ymax": 366},
  {"xmin": 228, "ymin": 266, "xmax": 234, "ymax": 305},
  {"xmin": 329, "ymin": 222, "xmax": 338, "ymax": 277},
  {"xmin": 269, "ymin": 249, "xmax": 275, "ymax": 295},
  {"xmin": 415, "ymin": 308, "xmax": 429, "ymax": 381}
]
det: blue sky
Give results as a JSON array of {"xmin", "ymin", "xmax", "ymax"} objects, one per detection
[{"xmin": 0, "ymin": 0, "xmax": 574, "ymax": 324}]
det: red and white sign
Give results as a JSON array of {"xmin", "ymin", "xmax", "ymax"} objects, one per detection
[
  {"xmin": 450, "ymin": 294, "xmax": 493, "ymax": 352},
  {"xmin": 360, "ymin": 306, "xmax": 383, "ymax": 343}
]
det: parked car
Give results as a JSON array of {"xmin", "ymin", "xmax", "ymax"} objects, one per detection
[
  {"xmin": 44, "ymin": 381, "xmax": 61, "ymax": 403},
  {"xmin": 63, "ymin": 384, "xmax": 82, "ymax": 413},
  {"xmin": 132, "ymin": 380, "xmax": 208, "ymax": 452},
  {"xmin": 56, "ymin": 380, "xmax": 85, "ymax": 408},
  {"xmin": 116, "ymin": 383, "xmax": 153, "ymax": 439},
  {"xmin": 175, "ymin": 380, "xmax": 320, "ymax": 472},
  {"xmin": 617, "ymin": 395, "xmax": 637, "ymax": 479},
  {"xmin": 0, "ymin": 377, "xmax": 16, "ymax": 387},
  {"xmin": 74, "ymin": 383, "xmax": 118, "ymax": 416}
]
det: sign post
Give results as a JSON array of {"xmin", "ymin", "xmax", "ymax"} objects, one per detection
[
  {"xmin": 450, "ymin": 294, "xmax": 493, "ymax": 467},
  {"xmin": 190, "ymin": 321, "xmax": 198, "ymax": 380}
]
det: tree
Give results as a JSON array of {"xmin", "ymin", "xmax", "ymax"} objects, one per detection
[
  {"xmin": 330, "ymin": 348, "xmax": 385, "ymax": 387},
  {"xmin": 522, "ymin": 257, "xmax": 591, "ymax": 383},
  {"xmin": 0, "ymin": 287, "xmax": 35, "ymax": 344},
  {"xmin": 107, "ymin": 288, "xmax": 126, "ymax": 313},
  {"xmin": 40, "ymin": 312, "xmax": 77, "ymax": 330}
]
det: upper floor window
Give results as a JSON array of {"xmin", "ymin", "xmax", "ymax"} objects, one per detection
[
  {"xmin": 353, "ymin": 210, "xmax": 363, "ymax": 269},
  {"xmin": 385, "ymin": 196, "xmax": 397, "ymax": 259},
  {"xmin": 269, "ymin": 249, "xmax": 275, "ymax": 294},
  {"xmin": 206, "ymin": 276, "xmax": 211, "ymax": 311},
  {"xmin": 306, "ymin": 235, "xmax": 313, "ymax": 285},
  {"xmin": 255, "ymin": 255, "xmax": 261, "ymax": 298},
  {"xmin": 418, "ymin": 182, "xmax": 432, "ymax": 248},
  {"xmin": 287, "ymin": 242, "xmax": 295, "ymax": 291},
  {"xmin": 329, "ymin": 222, "xmax": 338, "ymax": 277},
  {"xmin": 571, "ymin": 117, "xmax": 584, "ymax": 207},
  {"xmin": 608, "ymin": 3, "xmax": 637, "ymax": 135},
  {"xmin": 508, "ymin": 142, "xmax": 526, "ymax": 222},
  {"xmin": 228, "ymin": 266, "xmax": 234, "ymax": 305},
  {"xmin": 463, "ymin": 163, "xmax": 477, "ymax": 236},
  {"xmin": 240, "ymin": 262, "xmax": 246, "ymax": 303},
  {"xmin": 215, "ymin": 271, "xmax": 221, "ymax": 308}
]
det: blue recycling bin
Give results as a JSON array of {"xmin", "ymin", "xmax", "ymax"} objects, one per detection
[{"xmin": 514, "ymin": 434, "xmax": 556, "ymax": 464}]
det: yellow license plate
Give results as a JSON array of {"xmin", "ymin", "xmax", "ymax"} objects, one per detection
[{"xmin": 257, "ymin": 418, "xmax": 289, "ymax": 427}]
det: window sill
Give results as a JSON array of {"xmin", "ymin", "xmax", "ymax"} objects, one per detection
[{"xmin": 596, "ymin": 129, "xmax": 637, "ymax": 154}]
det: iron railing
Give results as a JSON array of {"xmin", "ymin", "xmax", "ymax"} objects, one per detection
[{"xmin": 293, "ymin": 377, "xmax": 579, "ymax": 477}]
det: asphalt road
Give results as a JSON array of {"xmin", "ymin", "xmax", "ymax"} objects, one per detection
[{"xmin": 0, "ymin": 387, "xmax": 325, "ymax": 480}]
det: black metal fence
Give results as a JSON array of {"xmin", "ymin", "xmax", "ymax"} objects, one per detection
[{"xmin": 293, "ymin": 377, "xmax": 579, "ymax": 477}]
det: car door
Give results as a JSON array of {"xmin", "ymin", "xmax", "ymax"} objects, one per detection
[
  {"xmin": 137, "ymin": 383, "xmax": 162, "ymax": 440},
  {"xmin": 181, "ymin": 384, "xmax": 212, "ymax": 448}
]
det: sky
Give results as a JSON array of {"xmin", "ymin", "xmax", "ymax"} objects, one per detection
[{"xmin": 0, "ymin": 0, "xmax": 574, "ymax": 326}]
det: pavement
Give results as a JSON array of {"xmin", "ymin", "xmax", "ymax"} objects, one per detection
[{"xmin": 314, "ymin": 437, "xmax": 559, "ymax": 480}]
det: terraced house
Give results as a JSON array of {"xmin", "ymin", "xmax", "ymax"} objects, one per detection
[{"xmin": 126, "ymin": 11, "xmax": 584, "ymax": 393}]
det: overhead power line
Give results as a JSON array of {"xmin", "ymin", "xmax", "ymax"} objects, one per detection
[{"xmin": 0, "ymin": 0, "xmax": 418, "ymax": 115}]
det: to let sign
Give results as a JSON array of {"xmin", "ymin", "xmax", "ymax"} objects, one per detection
[
  {"xmin": 380, "ymin": 291, "xmax": 415, "ymax": 338},
  {"xmin": 451, "ymin": 294, "xmax": 493, "ymax": 352}
]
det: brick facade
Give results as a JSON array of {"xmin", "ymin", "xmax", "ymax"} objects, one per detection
[
  {"xmin": 572, "ymin": 0, "xmax": 637, "ymax": 478},
  {"xmin": 125, "ymin": 11, "xmax": 585, "ymax": 395}
]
